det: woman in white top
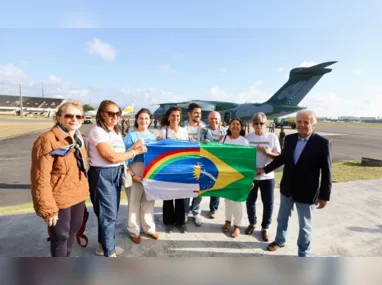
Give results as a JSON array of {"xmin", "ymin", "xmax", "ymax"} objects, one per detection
[
  {"xmin": 220, "ymin": 118, "xmax": 249, "ymax": 238},
  {"xmin": 157, "ymin": 106, "xmax": 189, "ymax": 233},
  {"xmin": 245, "ymin": 112, "xmax": 281, "ymax": 241},
  {"xmin": 88, "ymin": 100, "xmax": 147, "ymax": 257},
  {"xmin": 124, "ymin": 108, "xmax": 158, "ymax": 244}
]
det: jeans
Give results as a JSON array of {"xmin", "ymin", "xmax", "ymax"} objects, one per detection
[
  {"xmin": 246, "ymin": 179, "xmax": 274, "ymax": 229},
  {"xmin": 49, "ymin": 201, "xmax": 85, "ymax": 257},
  {"xmin": 275, "ymin": 194, "xmax": 315, "ymax": 257},
  {"xmin": 210, "ymin": 196, "xmax": 220, "ymax": 212},
  {"xmin": 185, "ymin": 196, "xmax": 202, "ymax": 216},
  {"xmin": 89, "ymin": 165, "xmax": 123, "ymax": 257}
]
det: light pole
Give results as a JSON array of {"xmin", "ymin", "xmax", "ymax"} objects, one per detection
[{"xmin": 19, "ymin": 81, "xmax": 23, "ymax": 117}]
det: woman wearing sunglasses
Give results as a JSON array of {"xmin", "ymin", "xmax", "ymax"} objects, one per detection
[
  {"xmin": 88, "ymin": 100, "xmax": 147, "ymax": 257},
  {"xmin": 124, "ymin": 108, "xmax": 159, "ymax": 244},
  {"xmin": 245, "ymin": 112, "xmax": 281, "ymax": 241},
  {"xmin": 220, "ymin": 117, "xmax": 249, "ymax": 238},
  {"xmin": 31, "ymin": 101, "xmax": 89, "ymax": 257}
]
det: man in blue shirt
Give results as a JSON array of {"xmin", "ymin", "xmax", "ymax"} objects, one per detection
[{"xmin": 257, "ymin": 110, "xmax": 332, "ymax": 257}]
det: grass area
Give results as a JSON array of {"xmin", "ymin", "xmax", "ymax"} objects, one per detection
[
  {"xmin": 0, "ymin": 122, "xmax": 53, "ymax": 139},
  {"xmin": 1, "ymin": 161, "xmax": 381, "ymax": 216},
  {"xmin": 273, "ymin": 160, "xmax": 382, "ymax": 188}
]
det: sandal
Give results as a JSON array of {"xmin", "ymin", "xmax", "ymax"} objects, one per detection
[
  {"xmin": 222, "ymin": 220, "xmax": 231, "ymax": 233},
  {"xmin": 232, "ymin": 226, "xmax": 240, "ymax": 238}
]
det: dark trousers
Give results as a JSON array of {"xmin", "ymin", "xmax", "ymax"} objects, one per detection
[
  {"xmin": 163, "ymin": 199, "xmax": 185, "ymax": 226},
  {"xmin": 209, "ymin": 196, "xmax": 220, "ymax": 212},
  {"xmin": 49, "ymin": 201, "xmax": 85, "ymax": 257},
  {"xmin": 89, "ymin": 165, "xmax": 123, "ymax": 257},
  {"xmin": 246, "ymin": 179, "xmax": 275, "ymax": 229}
]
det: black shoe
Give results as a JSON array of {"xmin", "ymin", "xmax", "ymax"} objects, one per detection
[
  {"xmin": 176, "ymin": 224, "xmax": 187, "ymax": 234},
  {"xmin": 245, "ymin": 224, "xmax": 255, "ymax": 235},
  {"xmin": 165, "ymin": 225, "xmax": 173, "ymax": 233}
]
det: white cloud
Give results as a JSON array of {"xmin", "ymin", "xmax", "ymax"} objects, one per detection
[
  {"xmin": 0, "ymin": 64, "xmax": 26, "ymax": 84},
  {"xmin": 210, "ymin": 81, "xmax": 270, "ymax": 104},
  {"xmin": 158, "ymin": 64, "xmax": 175, "ymax": 75},
  {"xmin": 49, "ymin": 74, "xmax": 61, "ymax": 83},
  {"xmin": 86, "ymin": 38, "xmax": 117, "ymax": 62},
  {"xmin": 299, "ymin": 61, "xmax": 318, "ymax": 67},
  {"xmin": 300, "ymin": 88, "xmax": 382, "ymax": 118},
  {"xmin": 217, "ymin": 67, "xmax": 227, "ymax": 73}
]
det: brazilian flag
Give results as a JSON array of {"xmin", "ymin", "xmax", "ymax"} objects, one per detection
[{"xmin": 143, "ymin": 140, "xmax": 256, "ymax": 202}]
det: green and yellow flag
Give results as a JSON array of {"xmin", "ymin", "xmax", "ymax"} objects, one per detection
[{"xmin": 143, "ymin": 140, "xmax": 256, "ymax": 202}]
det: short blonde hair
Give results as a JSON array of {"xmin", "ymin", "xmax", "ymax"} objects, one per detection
[{"xmin": 54, "ymin": 101, "xmax": 83, "ymax": 122}]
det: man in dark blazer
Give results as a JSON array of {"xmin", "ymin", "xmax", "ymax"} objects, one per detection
[{"xmin": 257, "ymin": 110, "xmax": 332, "ymax": 257}]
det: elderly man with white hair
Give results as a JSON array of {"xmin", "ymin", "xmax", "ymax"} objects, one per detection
[
  {"xmin": 200, "ymin": 111, "xmax": 227, "ymax": 218},
  {"xmin": 257, "ymin": 110, "xmax": 332, "ymax": 257}
]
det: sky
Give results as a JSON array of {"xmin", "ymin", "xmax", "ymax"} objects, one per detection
[{"xmin": 0, "ymin": 0, "xmax": 381, "ymax": 118}]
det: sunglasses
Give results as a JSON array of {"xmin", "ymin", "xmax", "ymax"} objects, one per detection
[
  {"xmin": 103, "ymin": 111, "xmax": 121, "ymax": 117},
  {"xmin": 253, "ymin": 122, "xmax": 265, "ymax": 126},
  {"xmin": 64, "ymin": 114, "xmax": 84, "ymax": 120}
]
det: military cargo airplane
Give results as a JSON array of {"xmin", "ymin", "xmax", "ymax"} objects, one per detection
[{"xmin": 152, "ymin": 61, "xmax": 337, "ymax": 124}]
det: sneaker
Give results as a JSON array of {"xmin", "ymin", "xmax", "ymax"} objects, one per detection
[
  {"xmin": 96, "ymin": 244, "xmax": 124, "ymax": 256},
  {"xmin": 245, "ymin": 224, "xmax": 255, "ymax": 235},
  {"xmin": 194, "ymin": 215, "xmax": 202, "ymax": 227},
  {"xmin": 209, "ymin": 211, "xmax": 216, "ymax": 219}
]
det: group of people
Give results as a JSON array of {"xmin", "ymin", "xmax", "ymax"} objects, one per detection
[{"xmin": 30, "ymin": 99, "xmax": 332, "ymax": 258}]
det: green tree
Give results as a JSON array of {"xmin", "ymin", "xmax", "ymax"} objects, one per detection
[{"xmin": 83, "ymin": 104, "xmax": 95, "ymax": 112}]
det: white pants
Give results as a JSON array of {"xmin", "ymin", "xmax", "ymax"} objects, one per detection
[
  {"xmin": 126, "ymin": 162, "xmax": 156, "ymax": 237},
  {"xmin": 225, "ymin": 199, "xmax": 243, "ymax": 226}
]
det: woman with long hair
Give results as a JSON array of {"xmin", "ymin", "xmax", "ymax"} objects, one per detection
[
  {"xmin": 220, "ymin": 117, "xmax": 249, "ymax": 238},
  {"xmin": 157, "ymin": 106, "xmax": 189, "ymax": 233},
  {"xmin": 124, "ymin": 108, "xmax": 159, "ymax": 243},
  {"xmin": 31, "ymin": 101, "xmax": 89, "ymax": 257},
  {"xmin": 88, "ymin": 100, "xmax": 147, "ymax": 257}
]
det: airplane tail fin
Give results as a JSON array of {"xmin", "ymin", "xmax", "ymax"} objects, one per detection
[{"xmin": 266, "ymin": 61, "xmax": 337, "ymax": 106}]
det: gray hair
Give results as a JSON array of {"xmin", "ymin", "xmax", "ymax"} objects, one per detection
[
  {"xmin": 296, "ymin": 110, "xmax": 317, "ymax": 125},
  {"xmin": 252, "ymin": 112, "xmax": 267, "ymax": 122}
]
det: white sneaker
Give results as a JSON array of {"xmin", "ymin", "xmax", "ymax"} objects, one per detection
[
  {"xmin": 194, "ymin": 215, "xmax": 202, "ymax": 226},
  {"xmin": 96, "ymin": 244, "xmax": 124, "ymax": 256}
]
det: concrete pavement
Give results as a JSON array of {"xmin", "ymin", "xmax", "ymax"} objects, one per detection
[{"xmin": 0, "ymin": 179, "xmax": 381, "ymax": 257}]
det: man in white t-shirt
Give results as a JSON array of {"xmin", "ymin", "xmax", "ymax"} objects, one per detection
[
  {"xmin": 245, "ymin": 112, "xmax": 281, "ymax": 242},
  {"xmin": 181, "ymin": 103, "xmax": 206, "ymax": 227}
]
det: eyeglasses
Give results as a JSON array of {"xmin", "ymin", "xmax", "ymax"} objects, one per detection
[
  {"xmin": 103, "ymin": 111, "xmax": 121, "ymax": 117},
  {"xmin": 253, "ymin": 122, "xmax": 265, "ymax": 126},
  {"xmin": 64, "ymin": 114, "xmax": 84, "ymax": 120}
]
